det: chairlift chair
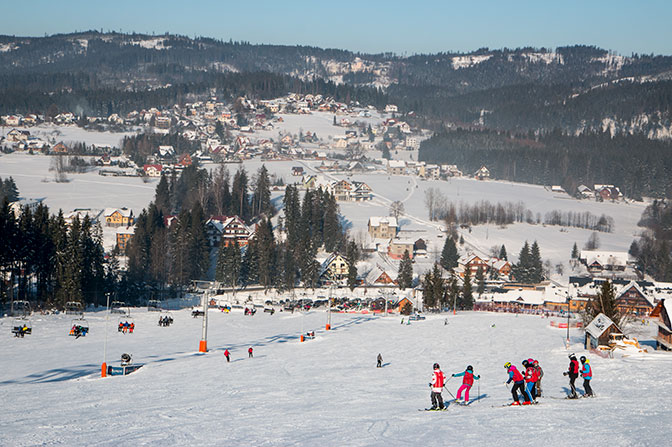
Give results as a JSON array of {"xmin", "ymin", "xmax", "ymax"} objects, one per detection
[
  {"xmin": 11, "ymin": 300, "xmax": 31, "ymax": 317},
  {"xmin": 65, "ymin": 301, "xmax": 84, "ymax": 315},
  {"xmin": 69, "ymin": 317, "xmax": 89, "ymax": 337},
  {"xmin": 12, "ymin": 317, "xmax": 32, "ymax": 337},
  {"xmin": 158, "ymin": 311, "xmax": 174, "ymax": 327},
  {"xmin": 110, "ymin": 301, "xmax": 127, "ymax": 315},
  {"xmin": 147, "ymin": 300, "xmax": 162, "ymax": 312},
  {"xmin": 117, "ymin": 316, "xmax": 136, "ymax": 334}
]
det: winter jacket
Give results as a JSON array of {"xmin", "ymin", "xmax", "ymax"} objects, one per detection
[
  {"xmin": 535, "ymin": 365, "xmax": 544, "ymax": 379},
  {"xmin": 453, "ymin": 370, "xmax": 479, "ymax": 386},
  {"xmin": 525, "ymin": 366, "xmax": 538, "ymax": 383},
  {"xmin": 568, "ymin": 359, "xmax": 579, "ymax": 376},
  {"xmin": 507, "ymin": 366, "xmax": 524, "ymax": 384},
  {"xmin": 431, "ymin": 369, "xmax": 445, "ymax": 392},
  {"xmin": 581, "ymin": 363, "xmax": 592, "ymax": 379}
]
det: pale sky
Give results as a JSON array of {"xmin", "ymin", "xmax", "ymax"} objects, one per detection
[{"xmin": 1, "ymin": 0, "xmax": 670, "ymax": 56}]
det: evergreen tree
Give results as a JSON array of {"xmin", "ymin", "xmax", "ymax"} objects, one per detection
[
  {"xmin": 154, "ymin": 175, "xmax": 171, "ymax": 214},
  {"xmin": 397, "ymin": 250, "xmax": 413, "ymax": 290},
  {"xmin": 240, "ymin": 239, "xmax": 259, "ymax": 286},
  {"xmin": 216, "ymin": 239, "xmax": 241, "ymax": 290},
  {"xmin": 571, "ymin": 242, "xmax": 579, "ymax": 259},
  {"xmin": 430, "ymin": 263, "xmax": 445, "ymax": 309},
  {"xmin": 323, "ymin": 193, "xmax": 342, "ymax": 252},
  {"xmin": 422, "ymin": 270, "xmax": 436, "ymax": 309},
  {"xmin": 280, "ymin": 242, "xmax": 298, "ymax": 291},
  {"xmin": 530, "ymin": 241, "xmax": 543, "ymax": 283},
  {"xmin": 499, "ymin": 244, "xmax": 508, "ymax": 260},
  {"xmin": 251, "ymin": 165, "xmax": 274, "ymax": 217},
  {"xmin": 512, "ymin": 241, "xmax": 531, "ymax": 283},
  {"xmin": 440, "ymin": 237, "xmax": 459, "ymax": 271},
  {"xmin": 231, "ymin": 167, "xmax": 250, "ymax": 220},
  {"xmin": 254, "ymin": 218, "xmax": 276, "ymax": 289},
  {"xmin": 345, "ymin": 240, "xmax": 359, "ymax": 291},
  {"xmin": 460, "ymin": 267, "xmax": 474, "ymax": 309},
  {"xmin": 448, "ymin": 275, "xmax": 460, "ymax": 310},
  {"xmin": 475, "ymin": 265, "xmax": 485, "ymax": 297},
  {"xmin": 585, "ymin": 280, "xmax": 622, "ymax": 326}
]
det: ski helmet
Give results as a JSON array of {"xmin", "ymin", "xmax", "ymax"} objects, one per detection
[
  {"xmin": 533, "ymin": 359, "xmax": 539, "ymax": 366},
  {"xmin": 527, "ymin": 358, "xmax": 534, "ymax": 364},
  {"xmin": 522, "ymin": 359, "xmax": 529, "ymax": 367},
  {"xmin": 433, "ymin": 363, "xmax": 440, "ymax": 369},
  {"xmin": 504, "ymin": 362, "xmax": 512, "ymax": 369},
  {"xmin": 580, "ymin": 356, "xmax": 587, "ymax": 363},
  {"xmin": 569, "ymin": 353, "xmax": 576, "ymax": 360},
  {"xmin": 466, "ymin": 365, "xmax": 473, "ymax": 371}
]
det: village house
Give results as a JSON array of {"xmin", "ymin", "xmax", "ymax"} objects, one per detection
[
  {"xmin": 206, "ymin": 215, "xmax": 252, "ymax": 247},
  {"xmin": 384, "ymin": 104, "xmax": 398, "ymax": 113},
  {"xmin": 104, "ymin": 208, "xmax": 134, "ymax": 227},
  {"xmin": 650, "ymin": 299, "xmax": 672, "ymax": 351},
  {"xmin": 474, "ymin": 166, "xmax": 490, "ymax": 180},
  {"xmin": 614, "ymin": 281, "xmax": 655, "ymax": 316},
  {"xmin": 320, "ymin": 253, "xmax": 350, "ymax": 283},
  {"xmin": 458, "ymin": 254, "xmax": 489, "ymax": 277},
  {"xmin": 366, "ymin": 266, "xmax": 397, "ymax": 286},
  {"xmin": 388, "ymin": 239, "xmax": 414, "ymax": 260},
  {"xmin": 368, "ymin": 217, "xmax": 398, "ymax": 239},
  {"xmin": 579, "ymin": 250, "xmax": 631, "ymax": 274},
  {"xmin": 63, "ymin": 208, "xmax": 103, "ymax": 226},
  {"xmin": 143, "ymin": 164, "xmax": 163, "ymax": 177},
  {"xmin": 414, "ymin": 238, "xmax": 427, "ymax": 257},
  {"xmin": 488, "ymin": 258, "xmax": 512, "ymax": 278},
  {"xmin": 116, "ymin": 227, "xmax": 135, "ymax": 253},
  {"xmin": 387, "ymin": 160, "xmax": 407, "ymax": 175}
]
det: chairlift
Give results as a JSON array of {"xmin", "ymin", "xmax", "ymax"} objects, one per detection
[
  {"xmin": 158, "ymin": 311, "xmax": 174, "ymax": 327},
  {"xmin": 12, "ymin": 317, "xmax": 32, "ymax": 337},
  {"xmin": 110, "ymin": 301, "xmax": 127, "ymax": 314},
  {"xmin": 147, "ymin": 300, "xmax": 162, "ymax": 312},
  {"xmin": 11, "ymin": 300, "xmax": 31, "ymax": 317},
  {"xmin": 117, "ymin": 316, "xmax": 135, "ymax": 334},
  {"xmin": 69, "ymin": 317, "xmax": 89, "ymax": 337},
  {"xmin": 65, "ymin": 301, "xmax": 84, "ymax": 315}
]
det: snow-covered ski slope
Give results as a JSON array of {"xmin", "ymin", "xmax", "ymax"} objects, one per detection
[{"xmin": 1, "ymin": 309, "xmax": 669, "ymax": 446}]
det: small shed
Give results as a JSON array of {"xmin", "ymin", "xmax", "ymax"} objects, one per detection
[
  {"xmin": 650, "ymin": 298, "xmax": 672, "ymax": 351},
  {"xmin": 584, "ymin": 313, "xmax": 622, "ymax": 350}
]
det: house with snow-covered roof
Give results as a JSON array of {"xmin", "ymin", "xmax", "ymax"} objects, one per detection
[
  {"xmin": 584, "ymin": 313, "xmax": 622, "ymax": 350},
  {"xmin": 650, "ymin": 299, "xmax": 672, "ymax": 351},
  {"xmin": 368, "ymin": 217, "xmax": 398, "ymax": 239},
  {"xmin": 614, "ymin": 281, "xmax": 655, "ymax": 316},
  {"xmin": 320, "ymin": 253, "xmax": 350, "ymax": 283},
  {"xmin": 104, "ymin": 208, "xmax": 134, "ymax": 227},
  {"xmin": 388, "ymin": 239, "xmax": 414, "ymax": 260},
  {"xmin": 579, "ymin": 250, "xmax": 632, "ymax": 274},
  {"xmin": 206, "ymin": 215, "xmax": 252, "ymax": 247}
]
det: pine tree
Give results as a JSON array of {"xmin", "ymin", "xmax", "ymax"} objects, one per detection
[
  {"xmin": 585, "ymin": 280, "xmax": 622, "ymax": 326},
  {"xmin": 323, "ymin": 193, "xmax": 342, "ymax": 252},
  {"xmin": 397, "ymin": 250, "xmax": 413, "ymax": 290},
  {"xmin": 499, "ymin": 244, "xmax": 508, "ymax": 260},
  {"xmin": 512, "ymin": 241, "xmax": 531, "ymax": 283},
  {"xmin": 345, "ymin": 240, "xmax": 359, "ymax": 291},
  {"xmin": 252, "ymin": 165, "xmax": 274, "ymax": 217},
  {"xmin": 460, "ymin": 267, "xmax": 474, "ymax": 309},
  {"xmin": 154, "ymin": 175, "xmax": 171, "ymax": 214},
  {"xmin": 440, "ymin": 237, "xmax": 459, "ymax": 271},
  {"xmin": 422, "ymin": 270, "xmax": 436, "ymax": 309},
  {"xmin": 475, "ymin": 265, "xmax": 485, "ymax": 296},
  {"xmin": 217, "ymin": 239, "xmax": 241, "ymax": 290},
  {"xmin": 530, "ymin": 241, "xmax": 543, "ymax": 283},
  {"xmin": 430, "ymin": 264, "xmax": 445, "ymax": 309},
  {"xmin": 571, "ymin": 242, "xmax": 579, "ymax": 259},
  {"xmin": 255, "ymin": 218, "xmax": 276, "ymax": 289},
  {"xmin": 231, "ymin": 167, "xmax": 250, "ymax": 220}
]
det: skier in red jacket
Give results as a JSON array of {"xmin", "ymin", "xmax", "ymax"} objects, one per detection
[
  {"xmin": 523, "ymin": 359, "xmax": 538, "ymax": 402},
  {"xmin": 563, "ymin": 353, "xmax": 580, "ymax": 398},
  {"xmin": 505, "ymin": 362, "xmax": 530, "ymax": 405},
  {"xmin": 452, "ymin": 365, "xmax": 480, "ymax": 404},
  {"xmin": 428, "ymin": 363, "xmax": 445, "ymax": 410},
  {"xmin": 248, "ymin": 347, "xmax": 253, "ymax": 358},
  {"xmin": 224, "ymin": 349, "xmax": 230, "ymax": 362}
]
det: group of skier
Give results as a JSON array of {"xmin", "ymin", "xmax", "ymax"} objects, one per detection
[
  {"xmin": 117, "ymin": 321, "xmax": 134, "ymax": 333},
  {"xmin": 426, "ymin": 354, "xmax": 594, "ymax": 410}
]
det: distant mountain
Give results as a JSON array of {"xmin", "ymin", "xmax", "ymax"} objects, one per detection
[{"xmin": 1, "ymin": 31, "xmax": 672, "ymax": 138}]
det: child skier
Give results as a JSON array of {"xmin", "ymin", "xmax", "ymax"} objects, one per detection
[
  {"xmin": 224, "ymin": 349, "xmax": 230, "ymax": 362},
  {"xmin": 428, "ymin": 363, "xmax": 446, "ymax": 410},
  {"xmin": 523, "ymin": 359, "xmax": 538, "ymax": 402},
  {"xmin": 248, "ymin": 347, "xmax": 254, "ymax": 358},
  {"xmin": 563, "ymin": 353, "xmax": 580, "ymax": 398},
  {"xmin": 452, "ymin": 365, "xmax": 480, "ymax": 404},
  {"xmin": 533, "ymin": 359, "xmax": 543, "ymax": 397},
  {"xmin": 580, "ymin": 356, "xmax": 594, "ymax": 397},
  {"xmin": 505, "ymin": 362, "xmax": 530, "ymax": 405}
]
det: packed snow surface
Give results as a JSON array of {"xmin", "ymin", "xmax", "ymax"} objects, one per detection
[{"xmin": 0, "ymin": 309, "xmax": 668, "ymax": 446}]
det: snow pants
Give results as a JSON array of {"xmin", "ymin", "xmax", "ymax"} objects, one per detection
[
  {"xmin": 431, "ymin": 391, "xmax": 444, "ymax": 409},
  {"xmin": 525, "ymin": 381, "xmax": 536, "ymax": 401},
  {"xmin": 583, "ymin": 378, "xmax": 593, "ymax": 396},
  {"xmin": 535, "ymin": 378, "xmax": 542, "ymax": 397},
  {"xmin": 457, "ymin": 384, "xmax": 471, "ymax": 402},
  {"xmin": 511, "ymin": 381, "xmax": 529, "ymax": 403},
  {"xmin": 568, "ymin": 374, "xmax": 578, "ymax": 397}
]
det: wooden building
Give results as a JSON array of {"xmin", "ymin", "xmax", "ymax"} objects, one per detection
[
  {"xmin": 650, "ymin": 299, "xmax": 672, "ymax": 351},
  {"xmin": 584, "ymin": 313, "xmax": 622, "ymax": 350}
]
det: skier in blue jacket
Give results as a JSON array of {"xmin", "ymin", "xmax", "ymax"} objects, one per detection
[{"xmin": 580, "ymin": 356, "xmax": 593, "ymax": 397}]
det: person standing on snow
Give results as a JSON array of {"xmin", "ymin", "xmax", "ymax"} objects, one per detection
[
  {"xmin": 224, "ymin": 349, "xmax": 230, "ymax": 362},
  {"xmin": 580, "ymin": 356, "xmax": 594, "ymax": 397},
  {"xmin": 248, "ymin": 347, "xmax": 253, "ymax": 358},
  {"xmin": 523, "ymin": 359, "xmax": 538, "ymax": 402},
  {"xmin": 452, "ymin": 365, "xmax": 480, "ymax": 404},
  {"xmin": 533, "ymin": 359, "xmax": 544, "ymax": 397},
  {"xmin": 377, "ymin": 353, "xmax": 383, "ymax": 368},
  {"xmin": 428, "ymin": 363, "xmax": 446, "ymax": 410},
  {"xmin": 563, "ymin": 353, "xmax": 580, "ymax": 398},
  {"xmin": 505, "ymin": 362, "xmax": 530, "ymax": 405}
]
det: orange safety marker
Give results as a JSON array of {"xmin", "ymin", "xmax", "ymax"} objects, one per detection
[
  {"xmin": 300, "ymin": 335, "xmax": 305, "ymax": 342},
  {"xmin": 101, "ymin": 362, "xmax": 107, "ymax": 378},
  {"xmin": 325, "ymin": 324, "xmax": 331, "ymax": 330},
  {"xmin": 199, "ymin": 340, "xmax": 208, "ymax": 352}
]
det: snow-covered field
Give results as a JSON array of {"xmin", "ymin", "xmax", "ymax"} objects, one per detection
[
  {"xmin": 1, "ymin": 309, "xmax": 668, "ymax": 446},
  {"xmin": 0, "ymin": 124, "xmax": 139, "ymax": 148}
]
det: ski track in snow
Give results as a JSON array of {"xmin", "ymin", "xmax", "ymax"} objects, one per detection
[{"xmin": 1, "ymin": 309, "xmax": 668, "ymax": 446}]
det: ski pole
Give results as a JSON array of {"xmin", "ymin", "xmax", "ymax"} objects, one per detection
[
  {"xmin": 443, "ymin": 384, "xmax": 456, "ymax": 400},
  {"xmin": 478, "ymin": 380, "xmax": 480, "ymax": 404}
]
